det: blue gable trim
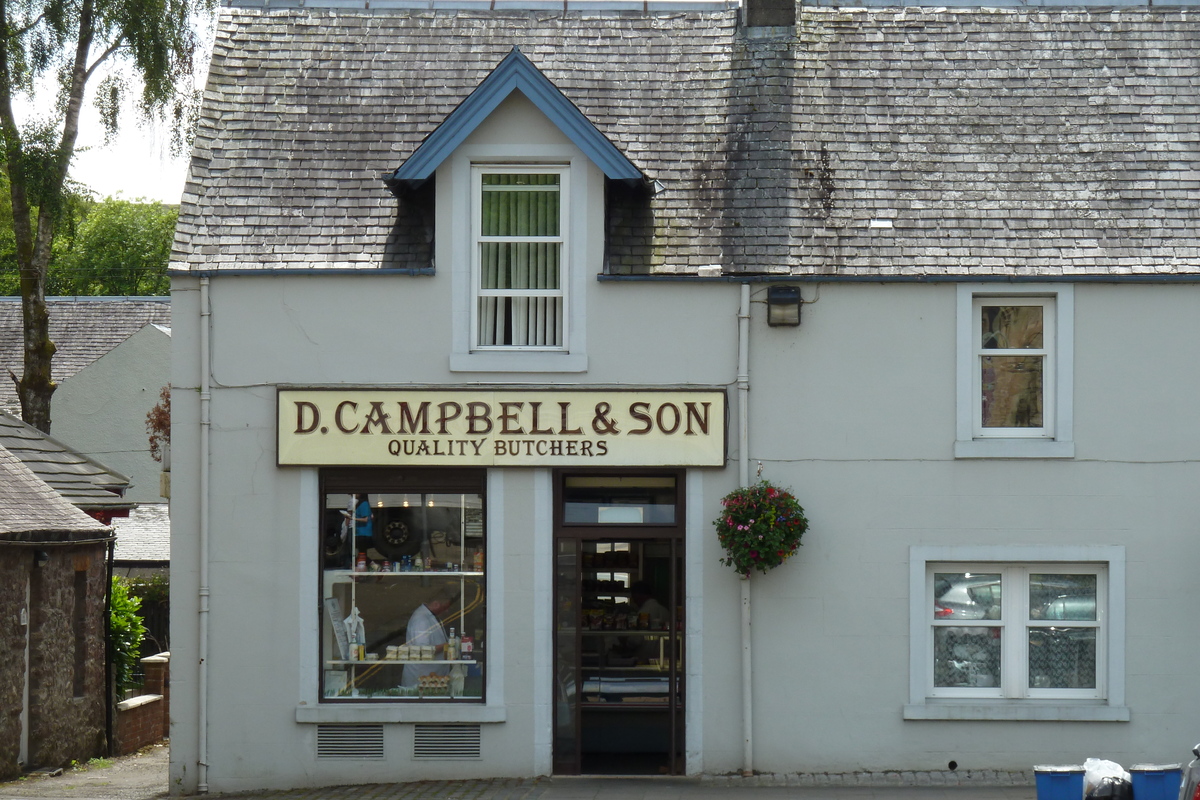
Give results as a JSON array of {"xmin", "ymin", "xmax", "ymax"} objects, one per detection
[{"xmin": 388, "ymin": 48, "xmax": 645, "ymax": 186}]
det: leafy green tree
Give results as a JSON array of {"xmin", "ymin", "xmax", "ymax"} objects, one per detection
[
  {"xmin": 109, "ymin": 576, "xmax": 147, "ymax": 698},
  {"xmin": 0, "ymin": 173, "xmax": 14, "ymax": 293},
  {"xmin": 1, "ymin": 0, "xmax": 209, "ymax": 432},
  {"xmin": 0, "ymin": 173, "xmax": 90, "ymax": 294},
  {"xmin": 0, "ymin": 194, "xmax": 173, "ymax": 295},
  {"xmin": 49, "ymin": 199, "xmax": 175, "ymax": 295}
]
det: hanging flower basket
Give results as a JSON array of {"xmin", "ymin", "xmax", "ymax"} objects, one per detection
[{"xmin": 714, "ymin": 480, "xmax": 808, "ymax": 577}]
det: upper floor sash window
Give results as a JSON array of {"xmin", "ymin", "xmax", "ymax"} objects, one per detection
[{"xmin": 472, "ymin": 167, "xmax": 568, "ymax": 350}]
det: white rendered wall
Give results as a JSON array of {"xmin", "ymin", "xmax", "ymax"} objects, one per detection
[
  {"xmin": 727, "ymin": 282, "xmax": 1200, "ymax": 775},
  {"xmin": 53, "ymin": 324, "xmax": 171, "ymax": 503},
  {"xmin": 171, "ymin": 275, "xmax": 1200, "ymax": 787}
]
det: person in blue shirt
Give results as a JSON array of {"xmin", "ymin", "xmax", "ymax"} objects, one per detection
[{"xmin": 353, "ymin": 493, "xmax": 374, "ymax": 555}]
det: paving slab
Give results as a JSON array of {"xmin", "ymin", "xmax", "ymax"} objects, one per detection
[{"xmin": 0, "ymin": 747, "xmax": 1038, "ymax": 800}]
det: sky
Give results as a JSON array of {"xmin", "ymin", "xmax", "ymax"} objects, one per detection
[
  {"xmin": 17, "ymin": 23, "xmax": 213, "ymax": 206},
  {"xmin": 70, "ymin": 111, "xmax": 191, "ymax": 205}
]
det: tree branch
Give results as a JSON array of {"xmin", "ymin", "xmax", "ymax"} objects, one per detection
[
  {"xmin": 7, "ymin": 11, "xmax": 46, "ymax": 39},
  {"xmin": 0, "ymin": 0, "xmax": 37, "ymax": 271},
  {"xmin": 84, "ymin": 36, "xmax": 125, "ymax": 80}
]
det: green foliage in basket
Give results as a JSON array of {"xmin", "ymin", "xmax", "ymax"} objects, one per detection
[{"xmin": 714, "ymin": 480, "xmax": 808, "ymax": 577}]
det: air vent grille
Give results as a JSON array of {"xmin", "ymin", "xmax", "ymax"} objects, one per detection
[
  {"xmin": 413, "ymin": 724, "xmax": 482, "ymax": 760},
  {"xmin": 316, "ymin": 724, "xmax": 385, "ymax": 759}
]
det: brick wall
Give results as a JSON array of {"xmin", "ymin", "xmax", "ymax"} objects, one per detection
[{"xmin": 112, "ymin": 653, "xmax": 169, "ymax": 756}]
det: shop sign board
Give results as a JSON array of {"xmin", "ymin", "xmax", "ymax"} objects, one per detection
[{"xmin": 277, "ymin": 388, "xmax": 727, "ymax": 467}]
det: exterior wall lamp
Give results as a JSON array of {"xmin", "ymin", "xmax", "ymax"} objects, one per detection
[
  {"xmin": 766, "ymin": 285, "xmax": 802, "ymax": 327},
  {"xmin": 33, "ymin": 550, "xmax": 49, "ymax": 568}
]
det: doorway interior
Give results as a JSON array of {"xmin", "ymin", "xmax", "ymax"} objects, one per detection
[{"xmin": 552, "ymin": 472, "xmax": 685, "ymax": 776}]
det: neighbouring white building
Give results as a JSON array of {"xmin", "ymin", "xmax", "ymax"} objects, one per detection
[
  {"xmin": 169, "ymin": 0, "xmax": 1200, "ymax": 792},
  {"xmin": 0, "ymin": 297, "xmax": 171, "ymax": 505}
]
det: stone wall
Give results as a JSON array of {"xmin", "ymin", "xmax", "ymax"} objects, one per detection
[
  {"xmin": 0, "ymin": 550, "xmax": 29, "ymax": 780},
  {"xmin": 0, "ymin": 543, "xmax": 109, "ymax": 777},
  {"xmin": 27, "ymin": 545, "xmax": 109, "ymax": 771}
]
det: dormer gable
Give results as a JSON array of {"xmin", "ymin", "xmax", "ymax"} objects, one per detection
[{"xmin": 385, "ymin": 47, "xmax": 645, "ymax": 192}]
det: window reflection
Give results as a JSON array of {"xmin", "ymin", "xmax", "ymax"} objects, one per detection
[
  {"xmin": 563, "ymin": 476, "xmax": 677, "ymax": 524},
  {"xmin": 320, "ymin": 480, "xmax": 486, "ymax": 702}
]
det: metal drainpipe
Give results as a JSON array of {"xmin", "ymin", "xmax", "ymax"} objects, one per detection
[
  {"xmin": 736, "ymin": 283, "xmax": 753, "ymax": 777},
  {"xmin": 104, "ymin": 538, "xmax": 115, "ymax": 756},
  {"xmin": 198, "ymin": 276, "xmax": 212, "ymax": 793}
]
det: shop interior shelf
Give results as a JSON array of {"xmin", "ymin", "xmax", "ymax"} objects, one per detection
[
  {"xmin": 325, "ymin": 569, "xmax": 484, "ymax": 578},
  {"xmin": 326, "ymin": 659, "xmax": 478, "ymax": 666}
]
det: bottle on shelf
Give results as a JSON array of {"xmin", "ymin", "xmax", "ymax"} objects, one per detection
[
  {"xmin": 446, "ymin": 627, "xmax": 458, "ymax": 660},
  {"xmin": 414, "ymin": 554, "xmax": 423, "ymax": 571},
  {"xmin": 473, "ymin": 549, "xmax": 484, "ymax": 572},
  {"xmin": 355, "ymin": 552, "xmax": 367, "ymax": 572}
]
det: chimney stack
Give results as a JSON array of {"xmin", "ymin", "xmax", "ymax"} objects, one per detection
[{"xmin": 744, "ymin": 0, "xmax": 795, "ymax": 28}]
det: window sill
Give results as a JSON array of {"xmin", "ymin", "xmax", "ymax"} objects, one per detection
[
  {"xmin": 450, "ymin": 352, "xmax": 588, "ymax": 373},
  {"xmin": 954, "ymin": 439, "xmax": 1075, "ymax": 459},
  {"xmin": 904, "ymin": 702, "xmax": 1128, "ymax": 722},
  {"xmin": 296, "ymin": 704, "xmax": 506, "ymax": 724}
]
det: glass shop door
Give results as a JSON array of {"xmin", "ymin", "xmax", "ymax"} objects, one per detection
[{"xmin": 552, "ymin": 473, "xmax": 685, "ymax": 775}]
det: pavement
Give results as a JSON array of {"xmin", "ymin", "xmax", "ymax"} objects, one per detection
[
  {"xmin": 0, "ymin": 745, "xmax": 169, "ymax": 800},
  {"xmin": 0, "ymin": 745, "xmax": 1039, "ymax": 800}
]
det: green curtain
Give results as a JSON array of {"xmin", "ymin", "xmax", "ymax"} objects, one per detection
[{"xmin": 478, "ymin": 173, "xmax": 563, "ymax": 347}]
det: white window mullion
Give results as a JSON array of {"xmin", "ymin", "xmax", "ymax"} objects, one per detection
[
  {"xmin": 1002, "ymin": 567, "xmax": 1025, "ymax": 700},
  {"xmin": 557, "ymin": 169, "xmax": 569, "ymax": 348}
]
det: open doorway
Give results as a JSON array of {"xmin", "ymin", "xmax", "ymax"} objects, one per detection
[{"xmin": 552, "ymin": 473, "xmax": 685, "ymax": 775}]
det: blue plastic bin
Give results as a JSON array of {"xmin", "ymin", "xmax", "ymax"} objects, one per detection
[
  {"xmin": 1034, "ymin": 765, "xmax": 1085, "ymax": 800},
  {"xmin": 1130, "ymin": 764, "xmax": 1182, "ymax": 800}
]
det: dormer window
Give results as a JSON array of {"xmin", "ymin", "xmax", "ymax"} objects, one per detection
[
  {"xmin": 473, "ymin": 167, "xmax": 568, "ymax": 350},
  {"xmin": 386, "ymin": 47, "xmax": 646, "ymax": 373}
]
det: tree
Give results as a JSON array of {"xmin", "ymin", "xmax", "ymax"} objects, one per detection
[
  {"xmin": 1, "ymin": 0, "xmax": 208, "ymax": 432},
  {"xmin": 0, "ymin": 195, "xmax": 176, "ymax": 295},
  {"xmin": 48, "ymin": 198, "xmax": 176, "ymax": 295},
  {"xmin": 145, "ymin": 383, "xmax": 168, "ymax": 461}
]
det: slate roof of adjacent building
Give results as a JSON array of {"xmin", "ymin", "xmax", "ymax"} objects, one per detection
[
  {"xmin": 112, "ymin": 503, "xmax": 171, "ymax": 564},
  {"xmin": 172, "ymin": 3, "xmax": 1200, "ymax": 279},
  {"xmin": 0, "ymin": 442, "xmax": 114, "ymax": 542},
  {"xmin": 0, "ymin": 410, "xmax": 133, "ymax": 513},
  {"xmin": 0, "ymin": 297, "xmax": 171, "ymax": 414}
]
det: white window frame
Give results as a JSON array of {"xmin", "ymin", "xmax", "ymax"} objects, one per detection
[
  {"xmin": 906, "ymin": 546, "xmax": 1127, "ymax": 722},
  {"xmin": 471, "ymin": 165, "xmax": 569, "ymax": 353},
  {"xmin": 955, "ymin": 284, "xmax": 1074, "ymax": 458},
  {"xmin": 445, "ymin": 144, "xmax": 592, "ymax": 374},
  {"xmin": 295, "ymin": 468, "xmax": 508, "ymax": 725},
  {"xmin": 927, "ymin": 563, "xmax": 1104, "ymax": 701}
]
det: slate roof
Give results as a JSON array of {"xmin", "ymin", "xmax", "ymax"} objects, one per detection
[
  {"xmin": 173, "ymin": 5, "xmax": 1200, "ymax": 279},
  {"xmin": 112, "ymin": 503, "xmax": 171, "ymax": 564},
  {"xmin": 0, "ymin": 410, "xmax": 133, "ymax": 513},
  {"xmin": 0, "ymin": 442, "xmax": 114, "ymax": 542},
  {"xmin": 0, "ymin": 297, "xmax": 171, "ymax": 415}
]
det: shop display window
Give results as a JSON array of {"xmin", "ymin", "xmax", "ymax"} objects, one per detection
[{"xmin": 320, "ymin": 469, "xmax": 485, "ymax": 702}]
